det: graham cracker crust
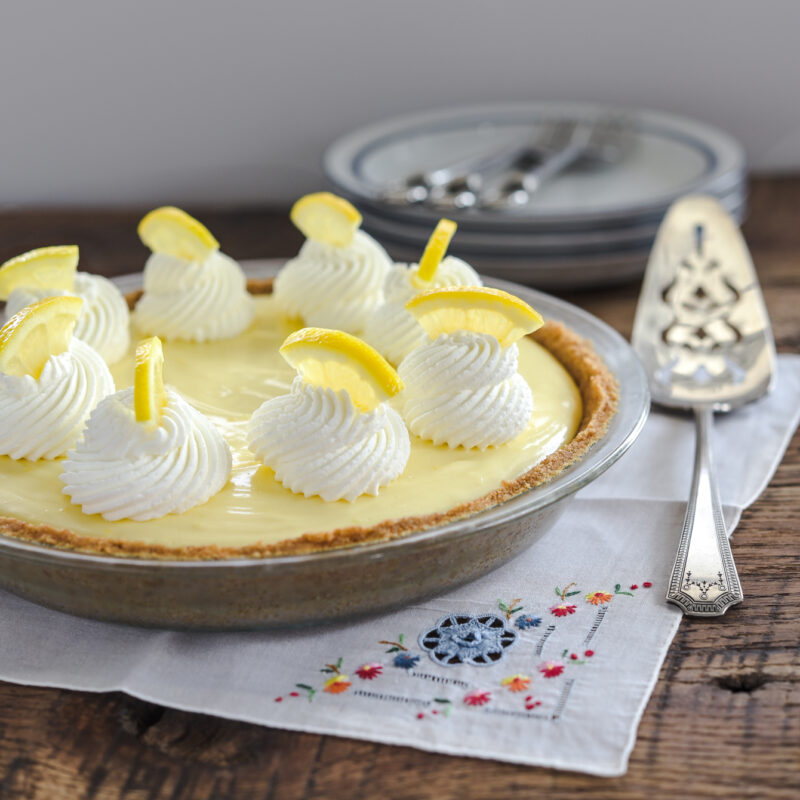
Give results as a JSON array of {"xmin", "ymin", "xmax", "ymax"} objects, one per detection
[{"xmin": 0, "ymin": 279, "xmax": 618, "ymax": 560}]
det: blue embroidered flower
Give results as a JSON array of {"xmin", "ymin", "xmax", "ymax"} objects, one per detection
[
  {"xmin": 393, "ymin": 652, "xmax": 420, "ymax": 670},
  {"xmin": 515, "ymin": 614, "xmax": 543, "ymax": 630},
  {"xmin": 418, "ymin": 613, "xmax": 518, "ymax": 667}
]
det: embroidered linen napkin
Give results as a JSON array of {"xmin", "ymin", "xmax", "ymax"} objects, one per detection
[{"xmin": 0, "ymin": 339, "xmax": 796, "ymax": 776}]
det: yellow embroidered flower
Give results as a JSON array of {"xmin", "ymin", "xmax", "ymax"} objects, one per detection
[
  {"xmin": 585, "ymin": 591, "xmax": 613, "ymax": 605},
  {"xmin": 323, "ymin": 675, "xmax": 352, "ymax": 694},
  {"xmin": 501, "ymin": 674, "xmax": 531, "ymax": 693}
]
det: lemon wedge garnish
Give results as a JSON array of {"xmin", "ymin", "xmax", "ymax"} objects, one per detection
[
  {"xmin": 138, "ymin": 206, "xmax": 219, "ymax": 262},
  {"xmin": 0, "ymin": 295, "xmax": 83, "ymax": 378},
  {"xmin": 0, "ymin": 245, "xmax": 79, "ymax": 301},
  {"xmin": 280, "ymin": 327, "xmax": 403, "ymax": 411},
  {"xmin": 405, "ymin": 286, "xmax": 544, "ymax": 347},
  {"xmin": 134, "ymin": 336, "xmax": 167, "ymax": 424},
  {"xmin": 416, "ymin": 219, "xmax": 457, "ymax": 283},
  {"xmin": 290, "ymin": 192, "xmax": 362, "ymax": 248}
]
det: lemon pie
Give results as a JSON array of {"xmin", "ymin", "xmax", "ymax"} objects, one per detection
[{"xmin": 0, "ymin": 199, "xmax": 618, "ymax": 559}]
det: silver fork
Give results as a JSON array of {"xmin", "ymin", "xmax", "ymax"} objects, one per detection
[{"xmin": 478, "ymin": 116, "xmax": 633, "ymax": 210}]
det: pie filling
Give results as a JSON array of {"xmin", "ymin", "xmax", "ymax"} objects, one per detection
[{"xmin": 0, "ymin": 294, "xmax": 582, "ymax": 550}]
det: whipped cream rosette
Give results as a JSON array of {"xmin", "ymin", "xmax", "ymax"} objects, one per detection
[
  {"xmin": 0, "ymin": 296, "xmax": 115, "ymax": 460},
  {"xmin": 61, "ymin": 337, "xmax": 232, "ymax": 521},
  {"xmin": 363, "ymin": 219, "xmax": 483, "ymax": 365},
  {"xmin": 273, "ymin": 193, "xmax": 391, "ymax": 334},
  {"xmin": 398, "ymin": 287, "xmax": 544, "ymax": 449},
  {"xmin": 133, "ymin": 207, "xmax": 254, "ymax": 342},
  {"xmin": 0, "ymin": 245, "xmax": 130, "ymax": 365},
  {"xmin": 247, "ymin": 327, "xmax": 410, "ymax": 502}
]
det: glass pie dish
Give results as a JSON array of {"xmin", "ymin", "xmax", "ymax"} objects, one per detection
[{"xmin": 0, "ymin": 263, "xmax": 649, "ymax": 629}]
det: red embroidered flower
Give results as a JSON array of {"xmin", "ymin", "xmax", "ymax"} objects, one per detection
[
  {"xmin": 585, "ymin": 591, "xmax": 613, "ymax": 606},
  {"xmin": 464, "ymin": 689, "xmax": 491, "ymax": 706},
  {"xmin": 355, "ymin": 663, "xmax": 383, "ymax": 680},
  {"xmin": 549, "ymin": 603, "xmax": 577, "ymax": 617},
  {"xmin": 643, "ymin": 581, "xmax": 653, "ymax": 588},
  {"xmin": 501, "ymin": 674, "xmax": 531, "ymax": 693},
  {"xmin": 323, "ymin": 675, "xmax": 351, "ymax": 694},
  {"xmin": 538, "ymin": 660, "xmax": 565, "ymax": 678}
]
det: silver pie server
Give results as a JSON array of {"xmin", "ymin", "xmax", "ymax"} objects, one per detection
[{"xmin": 632, "ymin": 194, "xmax": 776, "ymax": 616}]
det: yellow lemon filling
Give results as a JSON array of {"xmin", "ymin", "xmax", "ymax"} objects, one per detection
[{"xmin": 0, "ymin": 294, "xmax": 582, "ymax": 550}]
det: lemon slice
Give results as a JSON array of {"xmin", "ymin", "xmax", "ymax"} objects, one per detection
[
  {"xmin": 0, "ymin": 296, "xmax": 83, "ymax": 378},
  {"xmin": 138, "ymin": 207, "xmax": 219, "ymax": 262},
  {"xmin": 0, "ymin": 245, "xmax": 79, "ymax": 301},
  {"xmin": 134, "ymin": 336, "xmax": 167, "ymax": 424},
  {"xmin": 405, "ymin": 286, "xmax": 544, "ymax": 347},
  {"xmin": 290, "ymin": 192, "xmax": 362, "ymax": 247},
  {"xmin": 280, "ymin": 327, "xmax": 403, "ymax": 411},
  {"xmin": 416, "ymin": 218, "xmax": 457, "ymax": 283}
]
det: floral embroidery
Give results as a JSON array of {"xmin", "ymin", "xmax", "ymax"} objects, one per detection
[
  {"xmin": 525, "ymin": 695, "xmax": 542, "ymax": 711},
  {"xmin": 551, "ymin": 582, "xmax": 581, "ymax": 616},
  {"xmin": 585, "ymin": 591, "xmax": 613, "ymax": 605},
  {"xmin": 501, "ymin": 674, "xmax": 531, "ymax": 693},
  {"xmin": 380, "ymin": 634, "xmax": 408, "ymax": 653},
  {"xmin": 538, "ymin": 660, "xmax": 565, "ymax": 678},
  {"xmin": 355, "ymin": 663, "xmax": 383, "ymax": 680},
  {"xmin": 643, "ymin": 581, "xmax": 653, "ymax": 588},
  {"xmin": 464, "ymin": 689, "xmax": 491, "ymax": 706},
  {"xmin": 613, "ymin": 583, "xmax": 635, "ymax": 597},
  {"xmin": 498, "ymin": 597, "xmax": 523, "ymax": 620},
  {"xmin": 324, "ymin": 675, "xmax": 351, "ymax": 694},
  {"xmin": 419, "ymin": 613, "xmax": 517, "ymax": 667},
  {"xmin": 295, "ymin": 683, "xmax": 316, "ymax": 701},
  {"xmin": 515, "ymin": 613, "xmax": 542, "ymax": 630},
  {"xmin": 393, "ymin": 652, "xmax": 420, "ymax": 670}
]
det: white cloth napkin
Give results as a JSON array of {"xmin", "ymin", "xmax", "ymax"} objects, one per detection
[{"xmin": 1, "ymin": 355, "xmax": 797, "ymax": 777}]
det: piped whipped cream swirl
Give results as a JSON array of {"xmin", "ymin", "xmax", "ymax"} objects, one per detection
[
  {"xmin": 363, "ymin": 257, "xmax": 482, "ymax": 365},
  {"xmin": 0, "ymin": 339, "xmax": 115, "ymax": 460},
  {"xmin": 5, "ymin": 273, "xmax": 131, "ymax": 365},
  {"xmin": 247, "ymin": 377, "xmax": 410, "ymax": 502},
  {"xmin": 398, "ymin": 332, "xmax": 533, "ymax": 449},
  {"xmin": 274, "ymin": 230, "xmax": 391, "ymax": 334},
  {"xmin": 61, "ymin": 388, "xmax": 232, "ymax": 521},
  {"xmin": 133, "ymin": 251, "xmax": 254, "ymax": 342}
]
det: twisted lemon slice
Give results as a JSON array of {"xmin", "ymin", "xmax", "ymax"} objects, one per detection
[
  {"xmin": 405, "ymin": 286, "xmax": 544, "ymax": 348},
  {"xmin": 0, "ymin": 296, "xmax": 83, "ymax": 378},
  {"xmin": 290, "ymin": 192, "xmax": 362, "ymax": 248},
  {"xmin": 416, "ymin": 218, "xmax": 457, "ymax": 283},
  {"xmin": 134, "ymin": 336, "xmax": 166, "ymax": 423},
  {"xmin": 0, "ymin": 245, "xmax": 79, "ymax": 300},
  {"xmin": 138, "ymin": 206, "xmax": 219, "ymax": 262},
  {"xmin": 280, "ymin": 327, "xmax": 403, "ymax": 411}
]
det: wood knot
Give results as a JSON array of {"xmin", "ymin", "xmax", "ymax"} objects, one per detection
[{"xmin": 714, "ymin": 673, "xmax": 769, "ymax": 693}]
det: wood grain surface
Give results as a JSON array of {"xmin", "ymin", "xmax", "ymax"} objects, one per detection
[{"xmin": 0, "ymin": 177, "xmax": 798, "ymax": 800}]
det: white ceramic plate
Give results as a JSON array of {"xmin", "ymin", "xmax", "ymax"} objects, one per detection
[{"xmin": 324, "ymin": 103, "xmax": 745, "ymax": 229}]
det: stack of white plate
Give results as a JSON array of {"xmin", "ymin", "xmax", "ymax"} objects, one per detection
[{"xmin": 324, "ymin": 103, "xmax": 746, "ymax": 289}]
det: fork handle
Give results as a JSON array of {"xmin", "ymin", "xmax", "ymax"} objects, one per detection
[{"xmin": 666, "ymin": 406, "xmax": 743, "ymax": 616}]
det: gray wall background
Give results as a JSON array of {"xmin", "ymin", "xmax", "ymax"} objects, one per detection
[{"xmin": 3, "ymin": 0, "xmax": 799, "ymax": 207}]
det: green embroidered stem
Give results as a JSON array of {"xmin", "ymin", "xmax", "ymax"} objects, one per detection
[
  {"xmin": 555, "ymin": 582, "xmax": 581, "ymax": 601},
  {"xmin": 498, "ymin": 598, "xmax": 523, "ymax": 620},
  {"xmin": 614, "ymin": 583, "xmax": 635, "ymax": 597},
  {"xmin": 296, "ymin": 683, "xmax": 316, "ymax": 701},
  {"xmin": 380, "ymin": 634, "xmax": 408, "ymax": 653},
  {"xmin": 321, "ymin": 657, "xmax": 344, "ymax": 674}
]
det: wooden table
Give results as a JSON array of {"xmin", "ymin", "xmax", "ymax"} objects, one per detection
[{"xmin": 0, "ymin": 177, "xmax": 797, "ymax": 799}]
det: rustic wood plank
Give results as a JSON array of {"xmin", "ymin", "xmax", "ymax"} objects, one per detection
[{"xmin": 0, "ymin": 175, "xmax": 798, "ymax": 799}]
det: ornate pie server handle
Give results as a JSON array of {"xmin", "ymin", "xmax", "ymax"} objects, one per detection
[{"xmin": 667, "ymin": 406, "xmax": 743, "ymax": 616}]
